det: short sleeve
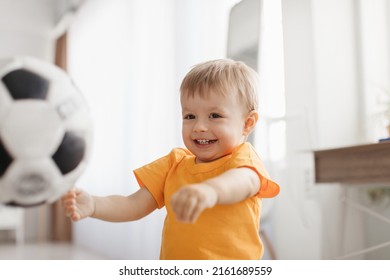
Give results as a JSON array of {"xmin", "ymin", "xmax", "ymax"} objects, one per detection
[
  {"xmin": 133, "ymin": 154, "xmax": 171, "ymax": 208},
  {"xmin": 133, "ymin": 148, "xmax": 190, "ymax": 208},
  {"xmin": 228, "ymin": 143, "xmax": 280, "ymax": 198}
]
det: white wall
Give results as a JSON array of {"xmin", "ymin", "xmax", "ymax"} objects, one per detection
[
  {"xmin": 0, "ymin": 0, "xmax": 55, "ymax": 60},
  {"xmin": 277, "ymin": 0, "xmax": 360, "ymax": 260},
  {"xmin": 278, "ymin": 0, "xmax": 390, "ymax": 260},
  {"xmin": 358, "ymin": 0, "xmax": 390, "ymax": 259},
  {"xmin": 275, "ymin": 0, "xmax": 321, "ymax": 259},
  {"xmin": 359, "ymin": 0, "xmax": 390, "ymax": 141}
]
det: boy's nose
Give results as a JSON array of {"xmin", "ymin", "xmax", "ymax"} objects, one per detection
[{"xmin": 193, "ymin": 119, "xmax": 208, "ymax": 132}]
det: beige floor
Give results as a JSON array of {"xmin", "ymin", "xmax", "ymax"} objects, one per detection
[{"xmin": 0, "ymin": 242, "xmax": 108, "ymax": 260}]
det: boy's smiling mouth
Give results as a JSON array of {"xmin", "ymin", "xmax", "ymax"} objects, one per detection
[{"xmin": 194, "ymin": 139, "xmax": 217, "ymax": 145}]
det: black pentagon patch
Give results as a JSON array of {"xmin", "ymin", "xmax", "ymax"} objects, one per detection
[
  {"xmin": 52, "ymin": 132, "xmax": 86, "ymax": 175},
  {"xmin": 2, "ymin": 69, "xmax": 49, "ymax": 100},
  {"xmin": 6, "ymin": 200, "xmax": 46, "ymax": 207},
  {"xmin": 0, "ymin": 138, "xmax": 13, "ymax": 177}
]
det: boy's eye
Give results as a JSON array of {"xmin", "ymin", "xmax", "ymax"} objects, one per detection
[
  {"xmin": 209, "ymin": 113, "xmax": 222, "ymax": 118},
  {"xmin": 184, "ymin": 114, "xmax": 196, "ymax": 120}
]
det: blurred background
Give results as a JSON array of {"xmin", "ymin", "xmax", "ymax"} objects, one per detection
[{"xmin": 1, "ymin": 0, "xmax": 390, "ymax": 260}]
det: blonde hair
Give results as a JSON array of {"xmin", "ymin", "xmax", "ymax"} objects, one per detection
[{"xmin": 180, "ymin": 59, "xmax": 259, "ymax": 113}]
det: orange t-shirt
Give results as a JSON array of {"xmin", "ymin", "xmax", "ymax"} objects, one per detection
[{"xmin": 134, "ymin": 142, "xmax": 279, "ymax": 259}]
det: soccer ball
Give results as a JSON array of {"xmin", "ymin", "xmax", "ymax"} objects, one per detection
[{"xmin": 0, "ymin": 56, "xmax": 92, "ymax": 207}]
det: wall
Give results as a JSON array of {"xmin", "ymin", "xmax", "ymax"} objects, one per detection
[
  {"xmin": 276, "ymin": 0, "xmax": 361, "ymax": 259},
  {"xmin": 359, "ymin": 0, "xmax": 390, "ymax": 141},
  {"xmin": 0, "ymin": 0, "xmax": 55, "ymax": 60},
  {"xmin": 358, "ymin": 0, "xmax": 390, "ymax": 259},
  {"xmin": 278, "ymin": 0, "xmax": 390, "ymax": 259},
  {"xmin": 275, "ymin": 0, "xmax": 322, "ymax": 259}
]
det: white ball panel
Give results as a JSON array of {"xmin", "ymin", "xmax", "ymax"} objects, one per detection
[
  {"xmin": 2, "ymin": 158, "xmax": 63, "ymax": 205},
  {"xmin": 21, "ymin": 56, "xmax": 67, "ymax": 83},
  {"xmin": 81, "ymin": 129, "xmax": 93, "ymax": 163},
  {"xmin": 1, "ymin": 101, "xmax": 65, "ymax": 159},
  {"xmin": 49, "ymin": 80, "xmax": 92, "ymax": 130}
]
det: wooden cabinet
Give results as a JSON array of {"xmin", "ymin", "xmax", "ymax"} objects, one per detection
[{"xmin": 314, "ymin": 141, "xmax": 390, "ymax": 184}]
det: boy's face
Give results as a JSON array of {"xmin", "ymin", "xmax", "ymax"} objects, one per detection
[{"xmin": 181, "ymin": 91, "xmax": 252, "ymax": 163}]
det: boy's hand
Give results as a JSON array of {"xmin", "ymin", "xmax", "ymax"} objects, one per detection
[
  {"xmin": 170, "ymin": 184, "xmax": 218, "ymax": 223},
  {"xmin": 61, "ymin": 187, "xmax": 95, "ymax": 222}
]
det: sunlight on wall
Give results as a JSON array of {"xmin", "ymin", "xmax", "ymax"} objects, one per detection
[{"xmin": 256, "ymin": 0, "xmax": 286, "ymax": 162}]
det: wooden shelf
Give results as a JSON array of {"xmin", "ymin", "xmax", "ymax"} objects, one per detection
[{"xmin": 314, "ymin": 141, "xmax": 390, "ymax": 184}]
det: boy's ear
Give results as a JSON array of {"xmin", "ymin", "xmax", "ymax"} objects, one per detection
[{"xmin": 243, "ymin": 111, "xmax": 259, "ymax": 136}]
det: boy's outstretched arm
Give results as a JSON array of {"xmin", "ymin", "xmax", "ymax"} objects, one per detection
[
  {"xmin": 170, "ymin": 167, "xmax": 260, "ymax": 223},
  {"xmin": 61, "ymin": 187, "xmax": 158, "ymax": 223}
]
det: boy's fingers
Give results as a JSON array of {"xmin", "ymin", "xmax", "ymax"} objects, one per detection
[
  {"xmin": 180, "ymin": 196, "xmax": 197, "ymax": 221},
  {"xmin": 71, "ymin": 212, "xmax": 80, "ymax": 222},
  {"xmin": 62, "ymin": 198, "xmax": 75, "ymax": 208},
  {"xmin": 171, "ymin": 193, "xmax": 185, "ymax": 215},
  {"xmin": 74, "ymin": 188, "xmax": 83, "ymax": 196},
  {"xmin": 188, "ymin": 203, "xmax": 204, "ymax": 223}
]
